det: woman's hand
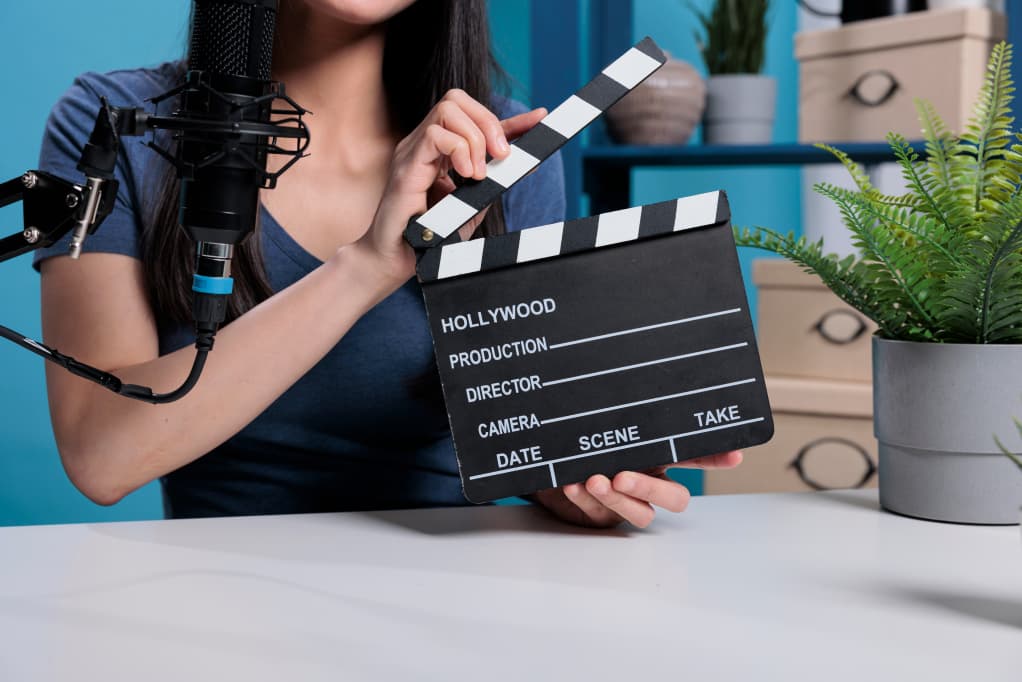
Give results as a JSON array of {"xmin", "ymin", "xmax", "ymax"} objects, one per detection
[
  {"xmin": 531, "ymin": 451, "xmax": 744, "ymax": 529},
  {"xmin": 352, "ymin": 88, "xmax": 546, "ymax": 288}
]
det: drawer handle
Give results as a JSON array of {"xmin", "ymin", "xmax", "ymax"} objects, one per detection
[
  {"xmin": 789, "ymin": 437, "xmax": 877, "ymax": 491},
  {"xmin": 811, "ymin": 308, "xmax": 869, "ymax": 345},
  {"xmin": 796, "ymin": 0, "xmax": 840, "ymax": 17},
  {"xmin": 846, "ymin": 70, "xmax": 900, "ymax": 107}
]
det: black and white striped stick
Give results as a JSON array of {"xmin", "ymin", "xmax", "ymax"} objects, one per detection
[
  {"xmin": 403, "ymin": 37, "xmax": 667, "ymax": 251},
  {"xmin": 416, "ymin": 191, "xmax": 730, "ymax": 282}
]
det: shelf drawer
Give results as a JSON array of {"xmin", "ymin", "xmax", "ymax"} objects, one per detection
[
  {"xmin": 796, "ymin": 8, "xmax": 1005, "ymax": 143},
  {"xmin": 755, "ymin": 259, "xmax": 876, "ymax": 383},
  {"xmin": 705, "ymin": 376, "xmax": 876, "ymax": 495}
]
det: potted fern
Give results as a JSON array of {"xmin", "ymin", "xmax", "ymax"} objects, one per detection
[
  {"xmin": 694, "ymin": 0, "xmax": 774, "ymax": 144},
  {"xmin": 737, "ymin": 41, "xmax": 1022, "ymax": 524}
]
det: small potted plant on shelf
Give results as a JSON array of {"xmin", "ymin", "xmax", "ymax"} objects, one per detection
[
  {"xmin": 736, "ymin": 42, "xmax": 1022, "ymax": 524},
  {"xmin": 693, "ymin": 0, "xmax": 774, "ymax": 144}
]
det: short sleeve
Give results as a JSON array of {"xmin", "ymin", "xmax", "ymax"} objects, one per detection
[
  {"xmin": 494, "ymin": 98, "xmax": 567, "ymax": 233},
  {"xmin": 32, "ymin": 71, "xmax": 162, "ymax": 270}
]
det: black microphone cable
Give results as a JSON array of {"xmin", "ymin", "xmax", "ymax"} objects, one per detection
[{"xmin": 0, "ymin": 324, "xmax": 208, "ymax": 404}]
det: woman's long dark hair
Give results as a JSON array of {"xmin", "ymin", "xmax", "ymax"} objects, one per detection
[{"xmin": 142, "ymin": 0, "xmax": 506, "ymax": 326}]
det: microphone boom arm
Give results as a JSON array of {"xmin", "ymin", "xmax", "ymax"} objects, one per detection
[
  {"xmin": 0, "ymin": 82, "xmax": 309, "ymax": 404},
  {"xmin": 0, "ymin": 170, "xmax": 117, "ymax": 265}
]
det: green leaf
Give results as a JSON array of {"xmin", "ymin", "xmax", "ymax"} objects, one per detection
[
  {"xmin": 690, "ymin": 0, "xmax": 769, "ymax": 74},
  {"xmin": 813, "ymin": 183, "xmax": 941, "ymax": 333},
  {"xmin": 734, "ymin": 226, "xmax": 913, "ymax": 339},
  {"xmin": 938, "ymin": 191, "xmax": 1022, "ymax": 342},
  {"xmin": 955, "ymin": 42, "xmax": 1015, "ymax": 214}
]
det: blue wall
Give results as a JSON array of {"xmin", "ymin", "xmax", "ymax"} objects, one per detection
[
  {"xmin": 489, "ymin": 0, "xmax": 532, "ymax": 103},
  {"xmin": 0, "ymin": 2, "xmax": 191, "ymax": 525}
]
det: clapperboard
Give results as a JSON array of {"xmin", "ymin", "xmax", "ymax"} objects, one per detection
[{"xmin": 404, "ymin": 38, "xmax": 774, "ymax": 503}]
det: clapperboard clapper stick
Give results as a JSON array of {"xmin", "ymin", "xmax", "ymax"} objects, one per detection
[{"xmin": 404, "ymin": 37, "xmax": 774, "ymax": 503}]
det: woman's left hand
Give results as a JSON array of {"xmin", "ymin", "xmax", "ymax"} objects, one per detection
[{"xmin": 531, "ymin": 451, "xmax": 743, "ymax": 528}]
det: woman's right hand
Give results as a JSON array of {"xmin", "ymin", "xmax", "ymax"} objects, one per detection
[{"xmin": 351, "ymin": 88, "xmax": 547, "ymax": 288}]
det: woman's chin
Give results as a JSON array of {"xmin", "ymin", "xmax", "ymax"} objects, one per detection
[{"xmin": 291, "ymin": 0, "xmax": 418, "ymax": 26}]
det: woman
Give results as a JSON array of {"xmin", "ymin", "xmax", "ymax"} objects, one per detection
[{"xmin": 35, "ymin": 0, "xmax": 741, "ymax": 527}]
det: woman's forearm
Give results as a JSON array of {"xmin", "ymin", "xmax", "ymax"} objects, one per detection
[{"xmin": 52, "ymin": 248, "xmax": 395, "ymax": 504}]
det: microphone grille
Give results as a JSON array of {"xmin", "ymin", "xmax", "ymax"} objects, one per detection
[{"xmin": 189, "ymin": 0, "xmax": 277, "ymax": 80}]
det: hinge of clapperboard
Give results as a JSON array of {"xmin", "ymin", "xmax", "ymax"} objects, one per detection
[{"xmin": 403, "ymin": 37, "xmax": 673, "ymax": 263}]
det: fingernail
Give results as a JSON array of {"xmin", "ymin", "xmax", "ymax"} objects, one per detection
[
  {"xmin": 498, "ymin": 137, "xmax": 509, "ymax": 153},
  {"xmin": 616, "ymin": 475, "xmax": 634, "ymax": 494},
  {"xmin": 590, "ymin": 477, "xmax": 610, "ymax": 495}
]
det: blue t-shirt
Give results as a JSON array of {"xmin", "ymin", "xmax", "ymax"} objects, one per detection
[{"xmin": 34, "ymin": 63, "xmax": 565, "ymax": 518}]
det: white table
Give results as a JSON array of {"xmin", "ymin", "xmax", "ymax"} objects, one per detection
[{"xmin": 0, "ymin": 490, "xmax": 1019, "ymax": 681}]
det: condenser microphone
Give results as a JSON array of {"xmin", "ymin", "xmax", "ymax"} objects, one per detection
[
  {"xmin": 178, "ymin": 0, "xmax": 285, "ymax": 334},
  {"xmin": 113, "ymin": 0, "xmax": 306, "ymax": 402}
]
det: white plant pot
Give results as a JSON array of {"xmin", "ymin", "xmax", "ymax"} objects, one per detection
[
  {"xmin": 703, "ymin": 75, "xmax": 776, "ymax": 145},
  {"xmin": 873, "ymin": 338, "xmax": 1022, "ymax": 524}
]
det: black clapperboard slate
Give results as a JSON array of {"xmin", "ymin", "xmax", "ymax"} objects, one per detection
[{"xmin": 404, "ymin": 38, "xmax": 774, "ymax": 502}]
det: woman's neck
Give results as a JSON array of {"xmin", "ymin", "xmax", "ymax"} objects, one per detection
[{"xmin": 272, "ymin": 5, "xmax": 393, "ymax": 149}]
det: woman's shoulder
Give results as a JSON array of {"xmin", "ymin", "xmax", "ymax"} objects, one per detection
[
  {"xmin": 53, "ymin": 62, "xmax": 184, "ymax": 119},
  {"xmin": 49, "ymin": 63, "xmax": 183, "ymax": 126},
  {"xmin": 34, "ymin": 63, "xmax": 185, "ymax": 271},
  {"xmin": 43, "ymin": 62, "xmax": 185, "ymax": 163},
  {"xmin": 42, "ymin": 61, "xmax": 186, "ymax": 182}
]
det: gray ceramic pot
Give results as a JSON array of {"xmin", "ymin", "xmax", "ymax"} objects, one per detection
[
  {"xmin": 703, "ymin": 74, "xmax": 776, "ymax": 145},
  {"xmin": 873, "ymin": 338, "xmax": 1022, "ymax": 524}
]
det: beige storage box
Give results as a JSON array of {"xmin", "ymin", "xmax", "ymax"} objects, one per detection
[
  {"xmin": 704, "ymin": 376, "xmax": 877, "ymax": 495},
  {"xmin": 796, "ymin": 8, "xmax": 1005, "ymax": 143},
  {"xmin": 755, "ymin": 258, "xmax": 876, "ymax": 383}
]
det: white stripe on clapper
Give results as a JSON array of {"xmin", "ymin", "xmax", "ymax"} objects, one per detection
[
  {"xmin": 436, "ymin": 239, "xmax": 486, "ymax": 279},
  {"xmin": 602, "ymin": 47, "xmax": 663, "ymax": 88},
  {"xmin": 541, "ymin": 96, "xmax": 603, "ymax": 139},
  {"xmin": 418, "ymin": 194, "xmax": 479, "ymax": 239},
  {"xmin": 487, "ymin": 145, "xmax": 541, "ymax": 188},
  {"xmin": 595, "ymin": 206, "xmax": 642, "ymax": 247},
  {"xmin": 516, "ymin": 221, "xmax": 565, "ymax": 263},
  {"xmin": 674, "ymin": 192, "xmax": 721, "ymax": 232}
]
